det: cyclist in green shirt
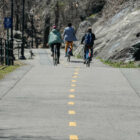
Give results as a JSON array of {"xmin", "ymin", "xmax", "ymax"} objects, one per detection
[{"xmin": 48, "ymin": 25, "xmax": 63, "ymax": 64}]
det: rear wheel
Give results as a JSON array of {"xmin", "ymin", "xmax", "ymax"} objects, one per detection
[
  {"xmin": 67, "ymin": 47, "xmax": 71, "ymax": 62},
  {"xmin": 86, "ymin": 59, "xmax": 90, "ymax": 67},
  {"xmin": 53, "ymin": 45, "xmax": 58, "ymax": 66},
  {"xmin": 67, "ymin": 54, "xmax": 70, "ymax": 62},
  {"xmin": 87, "ymin": 60, "xmax": 90, "ymax": 67}
]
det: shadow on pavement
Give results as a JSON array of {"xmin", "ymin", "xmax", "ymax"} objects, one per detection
[{"xmin": 70, "ymin": 60, "xmax": 84, "ymax": 64}]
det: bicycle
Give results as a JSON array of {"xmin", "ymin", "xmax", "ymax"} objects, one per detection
[
  {"xmin": 85, "ymin": 46, "xmax": 91, "ymax": 67},
  {"xmin": 53, "ymin": 44, "xmax": 58, "ymax": 66},
  {"xmin": 67, "ymin": 46, "xmax": 72, "ymax": 62}
]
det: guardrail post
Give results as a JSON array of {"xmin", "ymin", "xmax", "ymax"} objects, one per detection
[{"xmin": 0, "ymin": 38, "xmax": 3, "ymax": 65}]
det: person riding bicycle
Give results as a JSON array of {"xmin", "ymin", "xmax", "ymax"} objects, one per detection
[
  {"xmin": 63, "ymin": 23, "xmax": 77, "ymax": 57},
  {"xmin": 48, "ymin": 25, "xmax": 63, "ymax": 64},
  {"xmin": 81, "ymin": 27, "xmax": 96, "ymax": 63}
]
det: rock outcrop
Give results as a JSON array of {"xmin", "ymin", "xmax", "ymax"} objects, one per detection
[
  {"xmin": 94, "ymin": 7, "xmax": 140, "ymax": 62},
  {"xmin": 74, "ymin": 0, "xmax": 140, "ymax": 62}
]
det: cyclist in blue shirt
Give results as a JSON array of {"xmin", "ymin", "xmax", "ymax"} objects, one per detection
[
  {"xmin": 63, "ymin": 23, "xmax": 77, "ymax": 57},
  {"xmin": 81, "ymin": 27, "xmax": 96, "ymax": 62}
]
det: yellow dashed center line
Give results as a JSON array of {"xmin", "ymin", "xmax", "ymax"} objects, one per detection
[
  {"xmin": 70, "ymin": 135, "xmax": 79, "ymax": 140},
  {"xmin": 68, "ymin": 110, "xmax": 76, "ymax": 115},
  {"xmin": 71, "ymin": 84, "xmax": 76, "ymax": 87},
  {"xmin": 68, "ymin": 102, "xmax": 75, "ymax": 105},
  {"xmin": 72, "ymin": 80, "xmax": 77, "ymax": 83},
  {"xmin": 70, "ymin": 89, "xmax": 75, "ymax": 92},
  {"xmin": 72, "ymin": 76, "xmax": 78, "ymax": 78},
  {"xmin": 74, "ymin": 72, "xmax": 79, "ymax": 75},
  {"xmin": 69, "ymin": 122, "xmax": 77, "ymax": 127},
  {"xmin": 68, "ymin": 70, "xmax": 80, "ymax": 140},
  {"xmin": 69, "ymin": 95, "xmax": 75, "ymax": 98}
]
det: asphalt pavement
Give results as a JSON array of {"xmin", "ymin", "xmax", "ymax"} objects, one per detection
[{"xmin": 0, "ymin": 49, "xmax": 140, "ymax": 140}]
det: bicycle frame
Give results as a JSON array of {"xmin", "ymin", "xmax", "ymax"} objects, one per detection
[{"xmin": 67, "ymin": 46, "xmax": 72, "ymax": 62}]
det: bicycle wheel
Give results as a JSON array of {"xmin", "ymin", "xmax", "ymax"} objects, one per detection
[
  {"xmin": 67, "ymin": 47, "xmax": 71, "ymax": 62},
  {"xmin": 86, "ymin": 59, "xmax": 90, "ymax": 67},
  {"xmin": 87, "ymin": 60, "xmax": 90, "ymax": 67},
  {"xmin": 67, "ymin": 54, "xmax": 70, "ymax": 62},
  {"xmin": 53, "ymin": 45, "xmax": 58, "ymax": 66}
]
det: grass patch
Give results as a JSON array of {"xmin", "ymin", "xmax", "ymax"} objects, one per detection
[
  {"xmin": 0, "ymin": 61, "xmax": 23, "ymax": 80},
  {"xmin": 88, "ymin": 14, "xmax": 96, "ymax": 18},
  {"xmin": 76, "ymin": 54, "xmax": 82, "ymax": 59},
  {"xmin": 98, "ymin": 57, "xmax": 139, "ymax": 68},
  {"xmin": 58, "ymin": 1, "xmax": 65, "ymax": 7}
]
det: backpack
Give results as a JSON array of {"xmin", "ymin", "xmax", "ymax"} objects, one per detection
[{"xmin": 85, "ymin": 33, "xmax": 93, "ymax": 45}]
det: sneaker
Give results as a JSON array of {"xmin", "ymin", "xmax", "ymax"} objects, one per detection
[
  {"xmin": 57, "ymin": 60, "xmax": 60, "ymax": 64},
  {"xmin": 89, "ymin": 57, "xmax": 92, "ymax": 61}
]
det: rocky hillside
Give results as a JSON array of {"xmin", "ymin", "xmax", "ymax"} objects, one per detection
[
  {"xmin": 94, "ymin": 6, "xmax": 140, "ymax": 62},
  {"xmin": 95, "ymin": 0, "xmax": 140, "ymax": 62},
  {"xmin": 75, "ymin": 0, "xmax": 140, "ymax": 62}
]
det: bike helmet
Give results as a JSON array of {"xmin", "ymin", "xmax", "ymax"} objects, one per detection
[{"xmin": 53, "ymin": 25, "xmax": 57, "ymax": 29}]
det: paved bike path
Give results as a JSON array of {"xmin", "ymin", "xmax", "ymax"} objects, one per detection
[{"xmin": 0, "ymin": 49, "xmax": 140, "ymax": 140}]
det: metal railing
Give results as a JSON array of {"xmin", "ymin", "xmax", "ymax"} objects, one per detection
[{"xmin": 0, "ymin": 38, "xmax": 14, "ymax": 65}]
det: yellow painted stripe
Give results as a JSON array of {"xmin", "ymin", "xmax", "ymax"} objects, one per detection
[
  {"xmin": 70, "ymin": 135, "xmax": 79, "ymax": 140},
  {"xmin": 74, "ymin": 72, "xmax": 79, "ymax": 75},
  {"xmin": 72, "ymin": 76, "xmax": 78, "ymax": 78},
  {"xmin": 69, "ymin": 122, "xmax": 77, "ymax": 127},
  {"xmin": 68, "ymin": 102, "xmax": 75, "ymax": 105},
  {"xmin": 69, "ymin": 110, "xmax": 76, "ymax": 115},
  {"xmin": 72, "ymin": 80, "xmax": 77, "ymax": 83},
  {"xmin": 70, "ymin": 89, "xmax": 75, "ymax": 92},
  {"xmin": 71, "ymin": 84, "xmax": 76, "ymax": 87},
  {"xmin": 69, "ymin": 95, "xmax": 75, "ymax": 98}
]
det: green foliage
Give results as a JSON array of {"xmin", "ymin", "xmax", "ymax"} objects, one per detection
[
  {"xmin": 76, "ymin": 54, "xmax": 82, "ymax": 59},
  {"xmin": 88, "ymin": 14, "xmax": 96, "ymax": 18},
  {"xmin": 0, "ymin": 64, "xmax": 20, "ymax": 80},
  {"xmin": 98, "ymin": 57, "xmax": 139, "ymax": 68},
  {"xmin": 58, "ymin": 1, "xmax": 65, "ymax": 7}
]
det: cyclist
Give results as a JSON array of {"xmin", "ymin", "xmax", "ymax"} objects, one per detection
[
  {"xmin": 81, "ymin": 27, "xmax": 96, "ymax": 63},
  {"xmin": 63, "ymin": 23, "xmax": 77, "ymax": 57},
  {"xmin": 48, "ymin": 25, "xmax": 63, "ymax": 64}
]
